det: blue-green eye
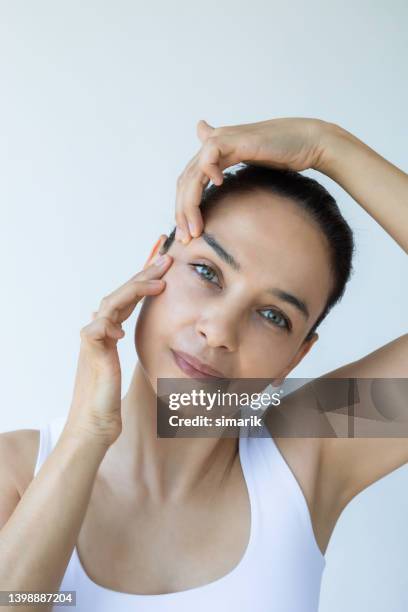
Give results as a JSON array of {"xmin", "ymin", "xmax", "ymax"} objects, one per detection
[
  {"xmin": 189, "ymin": 263, "xmax": 292, "ymax": 332},
  {"xmin": 259, "ymin": 308, "xmax": 291, "ymax": 331},
  {"xmin": 190, "ymin": 263, "xmax": 220, "ymax": 286}
]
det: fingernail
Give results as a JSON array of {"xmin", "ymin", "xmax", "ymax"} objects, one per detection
[
  {"xmin": 176, "ymin": 226, "xmax": 186, "ymax": 243},
  {"xmin": 188, "ymin": 222, "xmax": 197, "ymax": 237},
  {"xmin": 155, "ymin": 254, "xmax": 168, "ymax": 266}
]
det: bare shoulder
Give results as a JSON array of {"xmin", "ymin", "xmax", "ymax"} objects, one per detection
[{"xmin": 0, "ymin": 429, "xmax": 41, "ymax": 497}]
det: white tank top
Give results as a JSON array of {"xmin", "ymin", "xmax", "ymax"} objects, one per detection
[{"xmin": 33, "ymin": 415, "xmax": 326, "ymax": 611}]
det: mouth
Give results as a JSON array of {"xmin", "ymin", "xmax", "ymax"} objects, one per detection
[{"xmin": 171, "ymin": 349, "xmax": 225, "ymax": 379}]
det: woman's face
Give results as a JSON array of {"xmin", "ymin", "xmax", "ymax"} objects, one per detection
[{"xmin": 135, "ymin": 190, "xmax": 333, "ymax": 387}]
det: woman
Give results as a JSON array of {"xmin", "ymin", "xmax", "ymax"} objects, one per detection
[{"xmin": 0, "ymin": 117, "xmax": 407, "ymax": 612}]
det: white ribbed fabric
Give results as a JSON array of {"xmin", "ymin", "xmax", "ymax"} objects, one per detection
[{"xmin": 33, "ymin": 415, "xmax": 326, "ymax": 611}]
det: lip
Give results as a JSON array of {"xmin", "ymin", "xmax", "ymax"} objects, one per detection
[{"xmin": 171, "ymin": 349, "xmax": 226, "ymax": 379}]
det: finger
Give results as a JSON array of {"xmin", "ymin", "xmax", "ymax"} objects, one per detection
[
  {"xmin": 175, "ymin": 131, "xmax": 240, "ymax": 244},
  {"xmin": 175, "ymin": 170, "xmax": 194, "ymax": 244},
  {"xmin": 178, "ymin": 149, "xmax": 222, "ymax": 239},
  {"xmin": 175, "ymin": 153, "xmax": 210, "ymax": 242},
  {"xmin": 176, "ymin": 150, "xmax": 210, "ymax": 243},
  {"xmin": 130, "ymin": 253, "xmax": 173, "ymax": 281},
  {"xmin": 96, "ymin": 279, "xmax": 165, "ymax": 323},
  {"xmin": 96, "ymin": 254, "xmax": 173, "ymax": 323},
  {"xmin": 80, "ymin": 316, "xmax": 125, "ymax": 345},
  {"xmin": 108, "ymin": 254, "xmax": 173, "ymax": 304},
  {"xmin": 181, "ymin": 169, "xmax": 209, "ymax": 238},
  {"xmin": 196, "ymin": 120, "xmax": 240, "ymax": 171},
  {"xmin": 182, "ymin": 137, "xmax": 244, "ymax": 239},
  {"xmin": 179, "ymin": 173, "xmax": 209, "ymax": 240},
  {"xmin": 175, "ymin": 212, "xmax": 191, "ymax": 245},
  {"xmin": 199, "ymin": 139, "xmax": 225, "ymax": 184},
  {"xmin": 196, "ymin": 119, "xmax": 216, "ymax": 144},
  {"xmin": 203, "ymin": 134, "xmax": 248, "ymax": 177}
]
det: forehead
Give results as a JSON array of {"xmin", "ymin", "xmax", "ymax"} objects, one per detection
[{"xmin": 199, "ymin": 190, "xmax": 333, "ymax": 317}]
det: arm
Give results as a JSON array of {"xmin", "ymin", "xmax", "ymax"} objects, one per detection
[
  {"xmin": 0, "ymin": 253, "xmax": 173, "ymax": 611},
  {"xmin": 174, "ymin": 116, "xmax": 408, "ymax": 504},
  {"xmin": 316, "ymin": 121, "xmax": 408, "ymax": 254},
  {"xmin": 314, "ymin": 123, "xmax": 408, "ymax": 506},
  {"xmin": 317, "ymin": 334, "xmax": 408, "ymax": 510},
  {"xmin": 0, "ymin": 429, "xmax": 108, "ymax": 612}
]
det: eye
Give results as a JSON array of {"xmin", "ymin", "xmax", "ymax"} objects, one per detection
[
  {"xmin": 189, "ymin": 263, "xmax": 221, "ymax": 287},
  {"xmin": 189, "ymin": 262, "xmax": 292, "ymax": 332},
  {"xmin": 259, "ymin": 308, "xmax": 292, "ymax": 331}
]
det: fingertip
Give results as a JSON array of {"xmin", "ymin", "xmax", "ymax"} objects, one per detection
[
  {"xmin": 188, "ymin": 221, "xmax": 197, "ymax": 237},
  {"xmin": 188, "ymin": 218, "xmax": 204, "ymax": 239},
  {"xmin": 175, "ymin": 226, "xmax": 186, "ymax": 243},
  {"xmin": 175, "ymin": 225, "xmax": 192, "ymax": 244}
]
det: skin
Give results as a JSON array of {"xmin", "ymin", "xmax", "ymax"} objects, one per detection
[
  {"xmin": 173, "ymin": 116, "xmax": 408, "ymax": 524},
  {"xmin": 68, "ymin": 189, "xmax": 334, "ymax": 591},
  {"xmin": 106, "ymin": 189, "xmax": 331, "ymax": 491},
  {"xmin": 1, "ymin": 116, "xmax": 407, "ymax": 595}
]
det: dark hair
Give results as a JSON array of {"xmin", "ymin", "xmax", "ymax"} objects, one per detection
[{"xmin": 161, "ymin": 163, "xmax": 355, "ymax": 343}]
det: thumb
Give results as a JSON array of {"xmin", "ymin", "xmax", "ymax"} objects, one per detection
[{"xmin": 197, "ymin": 119, "xmax": 216, "ymax": 143}]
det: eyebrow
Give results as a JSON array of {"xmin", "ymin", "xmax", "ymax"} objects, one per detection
[{"xmin": 200, "ymin": 231, "xmax": 310, "ymax": 321}]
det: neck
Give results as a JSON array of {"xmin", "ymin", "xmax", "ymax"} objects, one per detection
[{"xmin": 102, "ymin": 362, "xmax": 238, "ymax": 502}]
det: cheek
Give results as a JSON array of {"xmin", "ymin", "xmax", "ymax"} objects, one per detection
[
  {"xmin": 158, "ymin": 264, "xmax": 207, "ymax": 318},
  {"xmin": 134, "ymin": 267, "xmax": 197, "ymax": 358},
  {"xmin": 240, "ymin": 343, "xmax": 293, "ymax": 378}
]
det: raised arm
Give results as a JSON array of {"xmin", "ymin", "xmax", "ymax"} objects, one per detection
[
  {"xmin": 312, "ymin": 123, "xmax": 408, "ymax": 507},
  {"xmin": 316, "ymin": 122, "xmax": 408, "ymax": 254},
  {"xmin": 174, "ymin": 116, "xmax": 408, "ymax": 510}
]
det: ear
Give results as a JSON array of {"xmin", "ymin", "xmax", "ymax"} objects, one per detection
[
  {"xmin": 273, "ymin": 332, "xmax": 319, "ymax": 386},
  {"xmin": 143, "ymin": 234, "xmax": 168, "ymax": 270}
]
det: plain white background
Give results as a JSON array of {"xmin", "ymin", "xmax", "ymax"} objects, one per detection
[{"xmin": 1, "ymin": 1, "xmax": 407, "ymax": 609}]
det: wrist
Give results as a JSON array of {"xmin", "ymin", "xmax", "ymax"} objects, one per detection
[
  {"xmin": 312, "ymin": 120, "xmax": 351, "ymax": 176},
  {"xmin": 60, "ymin": 423, "xmax": 114, "ymax": 454}
]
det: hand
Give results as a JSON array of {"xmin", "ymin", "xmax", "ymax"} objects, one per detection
[
  {"xmin": 175, "ymin": 117, "xmax": 328, "ymax": 244},
  {"xmin": 64, "ymin": 253, "xmax": 173, "ymax": 448}
]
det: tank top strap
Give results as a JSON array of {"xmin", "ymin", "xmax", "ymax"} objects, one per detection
[
  {"xmin": 242, "ymin": 421, "xmax": 325, "ymax": 565},
  {"xmin": 33, "ymin": 422, "xmax": 51, "ymax": 478},
  {"xmin": 55, "ymin": 419, "xmax": 325, "ymax": 610}
]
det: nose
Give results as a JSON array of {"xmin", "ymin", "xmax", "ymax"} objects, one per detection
[{"xmin": 195, "ymin": 306, "xmax": 241, "ymax": 352}]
